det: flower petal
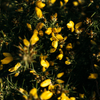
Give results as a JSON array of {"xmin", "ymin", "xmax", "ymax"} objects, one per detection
[
  {"xmin": 40, "ymin": 91, "xmax": 53, "ymax": 100},
  {"xmin": 40, "ymin": 79, "xmax": 51, "ymax": 87},
  {"xmin": 1, "ymin": 57, "xmax": 13, "ymax": 64}
]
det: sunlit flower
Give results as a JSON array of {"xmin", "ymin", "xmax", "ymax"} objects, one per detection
[
  {"xmin": 88, "ymin": 73, "xmax": 98, "ymax": 79},
  {"xmin": 67, "ymin": 21, "xmax": 74, "ymax": 32},
  {"xmin": 8, "ymin": 62, "xmax": 21, "ymax": 72},
  {"xmin": 50, "ymin": 48, "xmax": 57, "ymax": 53},
  {"xmin": 56, "ymin": 54, "xmax": 63, "ymax": 60},
  {"xmin": 14, "ymin": 71, "xmax": 20, "ymax": 77},
  {"xmin": 30, "ymin": 30, "xmax": 39, "ymax": 45},
  {"xmin": 56, "ymin": 34, "xmax": 64, "ymax": 41},
  {"xmin": 57, "ymin": 72, "xmax": 64, "ymax": 78},
  {"xmin": 29, "ymin": 88, "xmax": 38, "ymax": 99},
  {"xmin": 36, "ymin": 1, "xmax": 45, "ymax": 9},
  {"xmin": 40, "ymin": 91, "xmax": 53, "ymax": 100},
  {"xmin": 50, "ymin": 0, "xmax": 56, "ymax": 4},
  {"xmin": 70, "ymin": 97, "xmax": 76, "ymax": 100},
  {"xmin": 35, "ymin": 7, "xmax": 43, "ymax": 18},
  {"xmin": 65, "ymin": 60, "xmax": 71, "ymax": 65},
  {"xmin": 56, "ymin": 79, "xmax": 64, "ymax": 83},
  {"xmin": 52, "ymin": 40, "xmax": 58, "ymax": 48},
  {"xmin": 73, "ymin": 1, "xmax": 79, "ymax": 6},
  {"xmin": 58, "ymin": 92, "xmax": 70, "ymax": 100},
  {"xmin": 23, "ymin": 39, "xmax": 30, "ymax": 47},
  {"xmin": 1, "ymin": 53, "xmax": 13, "ymax": 64},
  {"xmin": 60, "ymin": 1, "xmax": 63, "ymax": 7},
  {"xmin": 40, "ymin": 79, "xmax": 51, "ymax": 87},
  {"xmin": 64, "ymin": 0, "xmax": 69, "ymax": 4},
  {"xmin": 75, "ymin": 22, "xmax": 83, "ymax": 34},
  {"xmin": 41, "ymin": 59, "xmax": 50, "ymax": 68},
  {"xmin": 40, "ymin": 55, "xmax": 50, "ymax": 72},
  {"xmin": 45, "ymin": 27, "xmax": 52, "ymax": 35}
]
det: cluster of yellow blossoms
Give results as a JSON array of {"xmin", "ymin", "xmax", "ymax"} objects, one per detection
[{"xmin": 0, "ymin": 0, "xmax": 99, "ymax": 100}]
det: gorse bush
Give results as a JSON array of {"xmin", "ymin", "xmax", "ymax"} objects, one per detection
[{"xmin": 0, "ymin": 0, "xmax": 100, "ymax": 100}]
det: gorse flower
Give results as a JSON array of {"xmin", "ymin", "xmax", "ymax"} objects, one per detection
[
  {"xmin": 29, "ymin": 88, "xmax": 38, "ymax": 99},
  {"xmin": 8, "ymin": 62, "xmax": 21, "ymax": 72},
  {"xmin": 88, "ymin": 73, "xmax": 98, "ymax": 79},
  {"xmin": 35, "ymin": 7, "xmax": 43, "ymax": 18},
  {"xmin": 40, "ymin": 54, "xmax": 50, "ymax": 72},
  {"xmin": 64, "ymin": 0, "xmax": 69, "ymax": 4},
  {"xmin": 67, "ymin": 21, "xmax": 74, "ymax": 32},
  {"xmin": 58, "ymin": 92, "xmax": 70, "ymax": 100},
  {"xmin": 40, "ymin": 79, "xmax": 51, "ymax": 87},
  {"xmin": 57, "ymin": 72, "xmax": 64, "ymax": 78},
  {"xmin": 36, "ymin": 1, "xmax": 45, "ymax": 9},
  {"xmin": 40, "ymin": 90, "xmax": 53, "ymax": 100},
  {"xmin": 1, "ymin": 53, "xmax": 13, "ymax": 64}
]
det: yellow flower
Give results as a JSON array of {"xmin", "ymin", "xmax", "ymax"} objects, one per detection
[
  {"xmin": 23, "ymin": 39, "xmax": 30, "ymax": 47},
  {"xmin": 60, "ymin": 1, "xmax": 63, "ymax": 7},
  {"xmin": 57, "ymin": 27, "xmax": 62, "ymax": 33},
  {"xmin": 1, "ymin": 53, "xmax": 13, "ymax": 64},
  {"xmin": 57, "ymin": 72, "xmax": 64, "ymax": 78},
  {"xmin": 56, "ymin": 34, "xmax": 64, "ymax": 41},
  {"xmin": 50, "ymin": 0, "xmax": 56, "ymax": 4},
  {"xmin": 30, "ymin": 30, "xmax": 39, "ymax": 45},
  {"xmin": 41, "ymin": 59, "xmax": 50, "ymax": 68},
  {"xmin": 73, "ymin": 1, "xmax": 79, "ymax": 6},
  {"xmin": 42, "ymin": 66, "xmax": 47, "ymax": 72},
  {"xmin": 56, "ymin": 79, "xmax": 64, "ymax": 83},
  {"xmin": 36, "ymin": 1, "xmax": 45, "ymax": 9},
  {"xmin": 29, "ymin": 88, "xmax": 38, "ymax": 99},
  {"xmin": 14, "ymin": 71, "xmax": 20, "ymax": 77},
  {"xmin": 65, "ymin": 60, "xmax": 71, "ymax": 65},
  {"xmin": 88, "ymin": 73, "xmax": 98, "ymax": 79},
  {"xmin": 35, "ymin": 7, "xmax": 43, "ymax": 18},
  {"xmin": 58, "ymin": 92, "xmax": 70, "ymax": 100},
  {"xmin": 40, "ymin": 91, "xmax": 53, "ymax": 100},
  {"xmin": 66, "ymin": 43, "xmax": 73, "ymax": 50},
  {"xmin": 23, "ymin": 95, "xmax": 28, "ymax": 100},
  {"xmin": 33, "ymin": 29, "xmax": 38, "ymax": 35},
  {"xmin": 52, "ymin": 40, "xmax": 58, "ymax": 48},
  {"xmin": 40, "ymin": 55, "xmax": 50, "ymax": 72},
  {"xmin": 45, "ymin": 27, "xmax": 52, "ymax": 35},
  {"xmin": 36, "ymin": 22, "xmax": 44, "ymax": 31},
  {"xmin": 75, "ymin": 22, "xmax": 82, "ymax": 29},
  {"xmin": 8, "ymin": 62, "xmax": 21, "ymax": 72},
  {"xmin": 50, "ymin": 48, "xmax": 57, "ymax": 53},
  {"xmin": 40, "ymin": 79, "xmax": 51, "ymax": 87},
  {"xmin": 26, "ymin": 23, "xmax": 32, "ymax": 31},
  {"xmin": 70, "ymin": 97, "xmax": 76, "ymax": 100},
  {"xmin": 67, "ymin": 21, "xmax": 74, "ymax": 32},
  {"xmin": 64, "ymin": 0, "xmax": 69, "ymax": 4},
  {"xmin": 56, "ymin": 54, "xmax": 63, "ymax": 60}
]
